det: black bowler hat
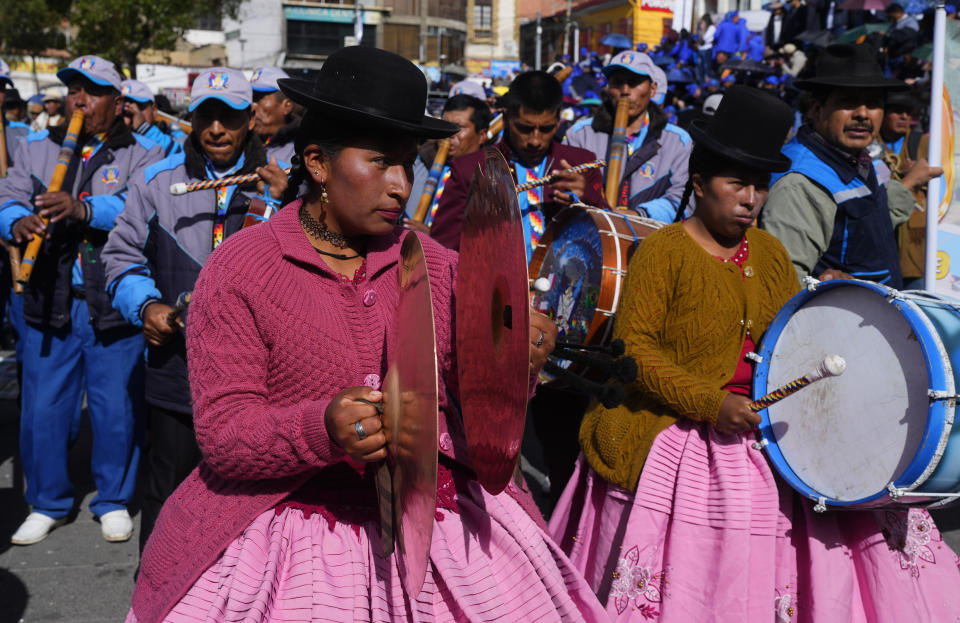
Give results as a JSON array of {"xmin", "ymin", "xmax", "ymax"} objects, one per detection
[
  {"xmin": 278, "ymin": 47, "xmax": 458, "ymax": 139},
  {"xmin": 794, "ymin": 43, "xmax": 909, "ymax": 91},
  {"xmin": 689, "ymin": 86, "xmax": 793, "ymax": 172}
]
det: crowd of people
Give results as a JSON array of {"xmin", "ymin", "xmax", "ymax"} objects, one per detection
[{"xmin": 0, "ymin": 2, "xmax": 958, "ymax": 619}]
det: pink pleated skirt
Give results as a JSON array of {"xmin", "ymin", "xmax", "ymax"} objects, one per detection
[
  {"xmin": 127, "ymin": 478, "xmax": 607, "ymax": 623},
  {"xmin": 550, "ymin": 420, "xmax": 960, "ymax": 623}
]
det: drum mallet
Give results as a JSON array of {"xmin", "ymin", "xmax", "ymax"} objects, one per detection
[{"xmin": 750, "ymin": 355, "xmax": 846, "ymax": 449}]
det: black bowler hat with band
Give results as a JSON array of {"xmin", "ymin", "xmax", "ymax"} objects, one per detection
[
  {"xmin": 277, "ymin": 46, "xmax": 458, "ymax": 139},
  {"xmin": 794, "ymin": 43, "xmax": 909, "ymax": 91},
  {"xmin": 689, "ymin": 86, "xmax": 794, "ymax": 172}
]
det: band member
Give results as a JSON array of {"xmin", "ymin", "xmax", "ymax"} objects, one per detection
[
  {"xmin": 121, "ymin": 79, "xmax": 181, "ymax": 156},
  {"xmin": 103, "ymin": 67, "xmax": 289, "ymax": 554},
  {"xmin": 0, "ymin": 55, "xmax": 164, "ymax": 546},
  {"xmin": 0, "ymin": 60, "xmax": 29, "ymax": 159},
  {"xmin": 551, "ymin": 86, "xmax": 960, "ymax": 622},
  {"xmin": 250, "ymin": 66, "xmax": 298, "ymax": 163},
  {"xmin": 430, "ymin": 70, "xmax": 606, "ymax": 257},
  {"xmin": 405, "ymin": 92, "xmax": 492, "ymax": 226},
  {"xmin": 125, "ymin": 46, "xmax": 607, "ymax": 623},
  {"xmin": 761, "ymin": 44, "xmax": 941, "ymax": 286},
  {"xmin": 565, "ymin": 51, "xmax": 692, "ymax": 221}
]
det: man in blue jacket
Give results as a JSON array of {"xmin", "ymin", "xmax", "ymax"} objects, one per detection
[
  {"xmin": 103, "ymin": 67, "xmax": 288, "ymax": 553},
  {"xmin": 0, "ymin": 55, "xmax": 164, "ymax": 546},
  {"xmin": 121, "ymin": 79, "xmax": 181, "ymax": 157}
]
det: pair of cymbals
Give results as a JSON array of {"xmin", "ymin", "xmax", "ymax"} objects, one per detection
[{"xmin": 383, "ymin": 147, "xmax": 532, "ymax": 597}]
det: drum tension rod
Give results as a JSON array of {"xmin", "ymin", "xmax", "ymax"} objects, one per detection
[
  {"xmin": 928, "ymin": 390, "xmax": 960, "ymax": 401},
  {"xmin": 887, "ymin": 483, "xmax": 959, "ymax": 499}
]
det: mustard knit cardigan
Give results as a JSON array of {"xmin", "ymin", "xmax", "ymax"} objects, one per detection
[{"xmin": 579, "ymin": 223, "xmax": 801, "ymax": 491}]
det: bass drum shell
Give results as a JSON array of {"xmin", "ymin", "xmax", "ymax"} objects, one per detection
[
  {"xmin": 754, "ymin": 280, "xmax": 960, "ymax": 510},
  {"xmin": 529, "ymin": 205, "xmax": 662, "ymax": 352}
]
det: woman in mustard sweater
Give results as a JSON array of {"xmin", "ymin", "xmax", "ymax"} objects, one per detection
[{"xmin": 549, "ymin": 86, "xmax": 960, "ymax": 622}]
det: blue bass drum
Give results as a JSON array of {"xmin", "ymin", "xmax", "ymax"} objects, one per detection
[{"xmin": 753, "ymin": 278, "xmax": 960, "ymax": 510}]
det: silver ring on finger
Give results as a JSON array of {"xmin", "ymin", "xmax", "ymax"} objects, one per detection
[
  {"xmin": 355, "ymin": 420, "xmax": 368, "ymax": 441},
  {"xmin": 535, "ymin": 330, "xmax": 545, "ymax": 348}
]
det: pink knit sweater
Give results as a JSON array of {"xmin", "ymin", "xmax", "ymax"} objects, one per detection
[{"xmin": 130, "ymin": 200, "xmax": 546, "ymax": 622}]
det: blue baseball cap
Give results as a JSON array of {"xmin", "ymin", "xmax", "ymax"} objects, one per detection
[
  {"xmin": 603, "ymin": 51, "xmax": 657, "ymax": 79},
  {"xmin": 121, "ymin": 79, "xmax": 154, "ymax": 104},
  {"xmin": 764, "ymin": 75, "xmax": 781, "ymax": 86},
  {"xmin": 249, "ymin": 66, "xmax": 290, "ymax": 93},
  {"xmin": 0, "ymin": 59, "xmax": 11, "ymax": 88},
  {"xmin": 189, "ymin": 67, "xmax": 251, "ymax": 112},
  {"xmin": 57, "ymin": 55, "xmax": 123, "ymax": 91}
]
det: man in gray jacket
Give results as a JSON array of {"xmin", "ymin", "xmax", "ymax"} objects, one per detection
[
  {"xmin": 565, "ymin": 50, "xmax": 692, "ymax": 221},
  {"xmin": 0, "ymin": 55, "xmax": 164, "ymax": 546},
  {"xmin": 102, "ymin": 67, "xmax": 288, "ymax": 553}
]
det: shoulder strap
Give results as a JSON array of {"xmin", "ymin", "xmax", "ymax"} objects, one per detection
[{"xmin": 907, "ymin": 130, "xmax": 922, "ymax": 162}]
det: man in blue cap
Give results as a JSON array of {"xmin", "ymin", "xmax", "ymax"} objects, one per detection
[
  {"xmin": 103, "ymin": 66, "xmax": 289, "ymax": 553},
  {"xmin": 121, "ymin": 79, "xmax": 181, "ymax": 157},
  {"xmin": 0, "ymin": 60, "xmax": 31, "ymax": 166},
  {"xmin": 565, "ymin": 50, "xmax": 692, "ymax": 221},
  {"xmin": 249, "ymin": 66, "xmax": 298, "ymax": 163},
  {"xmin": 0, "ymin": 55, "xmax": 165, "ymax": 546}
]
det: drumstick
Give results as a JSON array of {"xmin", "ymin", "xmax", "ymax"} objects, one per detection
[
  {"xmin": 165, "ymin": 290, "xmax": 191, "ymax": 325},
  {"xmin": 749, "ymin": 355, "xmax": 846, "ymax": 411},
  {"xmin": 18, "ymin": 109, "xmax": 85, "ymax": 286},
  {"xmin": 486, "ymin": 113, "xmax": 503, "ymax": 142},
  {"xmin": 169, "ymin": 168, "xmax": 291, "ymax": 195},
  {"xmin": 515, "ymin": 160, "xmax": 605, "ymax": 193}
]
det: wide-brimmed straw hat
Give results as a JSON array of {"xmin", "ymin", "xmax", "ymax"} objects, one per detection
[
  {"xmin": 278, "ymin": 47, "xmax": 457, "ymax": 139},
  {"xmin": 689, "ymin": 86, "xmax": 793, "ymax": 172},
  {"xmin": 794, "ymin": 43, "xmax": 908, "ymax": 91}
]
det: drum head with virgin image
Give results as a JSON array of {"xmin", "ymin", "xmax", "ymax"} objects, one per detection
[{"xmin": 762, "ymin": 283, "xmax": 931, "ymax": 502}]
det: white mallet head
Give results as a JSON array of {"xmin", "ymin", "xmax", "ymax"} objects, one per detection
[
  {"xmin": 819, "ymin": 354, "xmax": 846, "ymax": 378},
  {"xmin": 532, "ymin": 277, "xmax": 551, "ymax": 293},
  {"xmin": 169, "ymin": 182, "xmax": 188, "ymax": 196}
]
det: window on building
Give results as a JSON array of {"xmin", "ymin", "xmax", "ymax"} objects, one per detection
[
  {"xmin": 473, "ymin": 0, "xmax": 492, "ymax": 39},
  {"xmin": 195, "ymin": 12, "xmax": 222, "ymax": 31},
  {"xmin": 286, "ymin": 20, "xmax": 376, "ymax": 57}
]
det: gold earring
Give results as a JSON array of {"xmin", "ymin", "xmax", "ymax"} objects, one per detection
[
  {"xmin": 314, "ymin": 169, "xmax": 320, "ymax": 176},
  {"xmin": 320, "ymin": 183, "xmax": 328, "ymax": 204}
]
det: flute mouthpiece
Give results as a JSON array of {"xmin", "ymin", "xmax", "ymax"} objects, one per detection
[{"xmin": 169, "ymin": 183, "xmax": 188, "ymax": 196}]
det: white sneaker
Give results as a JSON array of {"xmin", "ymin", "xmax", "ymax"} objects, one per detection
[
  {"xmin": 10, "ymin": 512, "xmax": 67, "ymax": 545},
  {"xmin": 99, "ymin": 509, "xmax": 133, "ymax": 542}
]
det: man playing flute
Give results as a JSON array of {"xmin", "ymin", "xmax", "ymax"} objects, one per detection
[{"xmin": 0, "ymin": 55, "xmax": 164, "ymax": 546}]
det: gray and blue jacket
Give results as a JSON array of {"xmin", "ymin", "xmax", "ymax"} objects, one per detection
[
  {"xmin": 134, "ymin": 122, "xmax": 182, "ymax": 158},
  {"xmin": 3, "ymin": 119, "xmax": 30, "ymax": 166},
  {"xmin": 103, "ymin": 134, "xmax": 282, "ymax": 414},
  {"xmin": 565, "ymin": 103, "xmax": 692, "ymax": 222},
  {"xmin": 0, "ymin": 120, "xmax": 163, "ymax": 330}
]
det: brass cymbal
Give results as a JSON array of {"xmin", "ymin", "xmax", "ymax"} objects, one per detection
[
  {"xmin": 456, "ymin": 147, "xmax": 531, "ymax": 495},
  {"xmin": 383, "ymin": 231, "xmax": 439, "ymax": 598}
]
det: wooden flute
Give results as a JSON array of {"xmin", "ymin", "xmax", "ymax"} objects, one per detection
[
  {"xmin": 0, "ymin": 120, "xmax": 23, "ymax": 294},
  {"xmin": 412, "ymin": 138, "xmax": 450, "ymax": 223},
  {"xmin": 156, "ymin": 110, "xmax": 192, "ymax": 134},
  {"xmin": 604, "ymin": 97, "xmax": 631, "ymax": 209},
  {"xmin": 17, "ymin": 109, "xmax": 85, "ymax": 286}
]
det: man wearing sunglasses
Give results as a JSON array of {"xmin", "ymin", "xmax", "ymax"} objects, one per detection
[
  {"xmin": 430, "ymin": 70, "xmax": 607, "ymax": 257},
  {"xmin": 102, "ymin": 67, "xmax": 289, "ymax": 553}
]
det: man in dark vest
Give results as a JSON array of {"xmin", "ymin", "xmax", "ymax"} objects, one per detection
[{"xmin": 761, "ymin": 44, "xmax": 941, "ymax": 287}]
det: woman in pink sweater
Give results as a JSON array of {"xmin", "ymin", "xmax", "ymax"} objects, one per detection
[{"xmin": 126, "ymin": 47, "xmax": 607, "ymax": 623}]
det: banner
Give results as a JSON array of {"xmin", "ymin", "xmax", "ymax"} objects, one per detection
[{"xmin": 931, "ymin": 19, "xmax": 960, "ymax": 292}]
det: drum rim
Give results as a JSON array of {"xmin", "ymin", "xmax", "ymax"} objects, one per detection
[{"xmin": 753, "ymin": 278, "xmax": 956, "ymax": 508}]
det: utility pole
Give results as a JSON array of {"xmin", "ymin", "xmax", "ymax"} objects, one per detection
[
  {"xmin": 562, "ymin": 0, "xmax": 572, "ymax": 59},
  {"xmin": 535, "ymin": 12, "xmax": 542, "ymax": 70},
  {"xmin": 573, "ymin": 23, "xmax": 580, "ymax": 63}
]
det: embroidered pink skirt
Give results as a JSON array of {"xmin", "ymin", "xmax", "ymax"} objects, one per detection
[
  {"xmin": 127, "ymin": 478, "xmax": 607, "ymax": 623},
  {"xmin": 550, "ymin": 420, "xmax": 960, "ymax": 622}
]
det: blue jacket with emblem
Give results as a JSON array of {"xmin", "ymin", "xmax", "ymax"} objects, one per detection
[
  {"xmin": 0, "ymin": 120, "xmax": 164, "ymax": 331},
  {"xmin": 103, "ymin": 134, "xmax": 281, "ymax": 414},
  {"xmin": 565, "ymin": 102, "xmax": 691, "ymax": 222},
  {"xmin": 770, "ymin": 126, "xmax": 904, "ymax": 288}
]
